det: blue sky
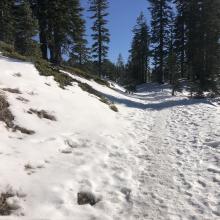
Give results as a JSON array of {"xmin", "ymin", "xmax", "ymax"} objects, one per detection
[{"xmin": 81, "ymin": 0, "xmax": 151, "ymax": 63}]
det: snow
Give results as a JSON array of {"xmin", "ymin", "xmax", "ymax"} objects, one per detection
[{"xmin": 0, "ymin": 55, "xmax": 220, "ymax": 220}]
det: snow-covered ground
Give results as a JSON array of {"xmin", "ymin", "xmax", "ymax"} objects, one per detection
[{"xmin": 0, "ymin": 55, "xmax": 219, "ymax": 220}]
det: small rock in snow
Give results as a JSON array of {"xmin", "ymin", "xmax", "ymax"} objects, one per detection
[{"xmin": 77, "ymin": 191, "xmax": 100, "ymax": 206}]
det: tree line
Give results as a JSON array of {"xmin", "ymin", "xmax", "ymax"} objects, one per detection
[{"xmin": 0, "ymin": 0, "xmax": 219, "ymax": 96}]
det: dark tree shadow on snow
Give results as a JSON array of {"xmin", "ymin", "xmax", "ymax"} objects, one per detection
[{"xmin": 100, "ymin": 91, "xmax": 214, "ymax": 111}]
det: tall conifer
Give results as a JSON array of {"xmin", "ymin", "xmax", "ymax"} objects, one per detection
[{"xmin": 89, "ymin": 0, "xmax": 110, "ymax": 77}]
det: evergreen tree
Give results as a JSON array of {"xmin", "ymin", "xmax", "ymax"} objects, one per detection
[
  {"xmin": 184, "ymin": 0, "xmax": 202, "ymax": 82},
  {"xmin": 202, "ymin": 0, "xmax": 220, "ymax": 94},
  {"xmin": 165, "ymin": 12, "xmax": 176, "ymax": 82},
  {"xmin": 174, "ymin": 0, "xmax": 186, "ymax": 78},
  {"xmin": 129, "ymin": 12, "xmax": 150, "ymax": 83},
  {"xmin": 149, "ymin": 0, "xmax": 172, "ymax": 83},
  {"xmin": 30, "ymin": 0, "xmax": 49, "ymax": 59},
  {"xmin": 0, "ymin": 0, "xmax": 15, "ymax": 44},
  {"xmin": 68, "ymin": 0, "xmax": 89, "ymax": 66},
  {"xmin": 47, "ymin": 0, "xmax": 71, "ymax": 64},
  {"xmin": 31, "ymin": 0, "xmax": 88, "ymax": 64},
  {"xmin": 102, "ymin": 59, "xmax": 116, "ymax": 80},
  {"xmin": 184, "ymin": 0, "xmax": 220, "ymax": 95},
  {"xmin": 116, "ymin": 53, "xmax": 125, "ymax": 82},
  {"xmin": 14, "ymin": 0, "xmax": 38, "ymax": 56},
  {"xmin": 166, "ymin": 16, "xmax": 180, "ymax": 95},
  {"xmin": 89, "ymin": 0, "xmax": 110, "ymax": 77}
]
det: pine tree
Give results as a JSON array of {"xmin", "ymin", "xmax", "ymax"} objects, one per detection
[
  {"xmin": 89, "ymin": 0, "xmax": 110, "ymax": 77},
  {"xmin": 184, "ymin": 0, "xmax": 220, "ymax": 95},
  {"xmin": 174, "ymin": 0, "xmax": 186, "ymax": 78},
  {"xmin": 149, "ymin": 0, "xmax": 172, "ymax": 83},
  {"xmin": 47, "ymin": 0, "xmax": 71, "ymax": 64},
  {"xmin": 0, "ymin": 0, "xmax": 15, "ymax": 44},
  {"xmin": 116, "ymin": 53, "xmax": 125, "ymax": 82},
  {"xmin": 129, "ymin": 12, "xmax": 150, "ymax": 83},
  {"xmin": 30, "ymin": 0, "xmax": 49, "ymax": 59},
  {"xmin": 166, "ymin": 13, "xmax": 177, "ymax": 84},
  {"xmin": 202, "ymin": 0, "xmax": 220, "ymax": 94},
  {"xmin": 68, "ymin": 0, "xmax": 89, "ymax": 66},
  {"xmin": 31, "ymin": 0, "xmax": 87, "ymax": 64},
  {"xmin": 14, "ymin": 0, "xmax": 38, "ymax": 56},
  {"xmin": 166, "ymin": 15, "xmax": 180, "ymax": 95}
]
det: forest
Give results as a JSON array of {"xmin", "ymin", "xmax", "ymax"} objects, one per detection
[{"xmin": 0, "ymin": 0, "xmax": 220, "ymax": 96}]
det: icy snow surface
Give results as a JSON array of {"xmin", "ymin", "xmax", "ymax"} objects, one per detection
[{"xmin": 0, "ymin": 55, "xmax": 219, "ymax": 220}]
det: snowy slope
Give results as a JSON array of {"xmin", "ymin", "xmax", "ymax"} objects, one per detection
[{"xmin": 0, "ymin": 55, "xmax": 220, "ymax": 220}]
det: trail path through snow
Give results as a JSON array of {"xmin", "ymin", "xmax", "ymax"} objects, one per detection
[
  {"xmin": 0, "ymin": 57, "xmax": 219, "ymax": 220},
  {"xmin": 117, "ymin": 86, "xmax": 220, "ymax": 220}
]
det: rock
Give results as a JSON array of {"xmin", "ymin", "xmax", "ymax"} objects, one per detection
[
  {"xmin": 77, "ymin": 191, "xmax": 99, "ymax": 206},
  {"xmin": 120, "ymin": 187, "xmax": 132, "ymax": 202}
]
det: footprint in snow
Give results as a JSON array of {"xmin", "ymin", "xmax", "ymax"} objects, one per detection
[{"xmin": 24, "ymin": 162, "xmax": 45, "ymax": 175}]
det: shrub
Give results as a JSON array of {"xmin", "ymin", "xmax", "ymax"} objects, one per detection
[
  {"xmin": 34, "ymin": 59, "xmax": 73, "ymax": 88},
  {"xmin": 0, "ymin": 41, "xmax": 28, "ymax": 61},
  {"xmin": 61, "ymin": 65, "xmax": 110, "ymax": 87}
]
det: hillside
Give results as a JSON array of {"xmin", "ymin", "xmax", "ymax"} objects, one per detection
[{"xmin": 0, "ymin": 55, "xmax": 220, "ymax": 220}]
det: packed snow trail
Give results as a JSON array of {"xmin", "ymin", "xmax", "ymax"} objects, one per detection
[
  {"xmin": 116, "ymin": 86, "xmax": 220, "ymax": 220},
  {"xmin": 0, "ymin": 56, "xmax": 219, "ymax": 220}
]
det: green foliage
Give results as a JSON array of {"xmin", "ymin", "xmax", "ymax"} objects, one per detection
[
  {"xmin": 68, "ymin": 0, "xmax": 89, "ymax": 65},
  {"xmin": 102, "ymin": 60, "xmax": 117, "ymax": 80},
  {"xmin": 149, "ymin": 0, "xmax": 173, "ymax": 83},
  {"xmin": 94, "ymin": 78, "xmax": 110, "ymax": 87},
  {"xmin": 174, "ymin": 0, "xmax": 187, "ymax": 78},
  {"xmin": 35, "ymin": 59, "xmax": 73, "ymax": 88},
  {"xmin": 61, "ymin": 65, "xmax": 110, "ymax": 87},
  {"xmin": 124, "ymin": 85, "xmax": 136, "ymax": 92},
  {"xmin": 184, "ymin": 0, "xmax": 220, "ymax": 94},
  {"xmin": 14, "ymin": 0, "xmax": 38, "ymax": 56},
  {"xmin": 60, "ymin": 65, "xmax": 93, "ymax": 80},
  {"xmin": 115, "ymin": 54, "xmax": 126, "ymax": 83},
  {"xmin": 89, "ymin": 0, "xmax": 110, "ymax": 76},
  {"xmin": 0, "ymin": 0, "xmax": 15, "ymax": 44},
  {"xmin": 0, "ymin": 41, "xmax": 29, "ymax": 61},
  {"xmin": 129, "ymin": 12, "xmax": 150, "ymax": 84},
  {"xmin": 79, "ymin": 82, "xmax": 117, "ymax": 112}
]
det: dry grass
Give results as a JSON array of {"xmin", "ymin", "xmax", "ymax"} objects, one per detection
[
  {"xmin": 16, "ymin": 96, "xmax": 29, "ymax": 103},
  {"xmin": 13, "ymin": 125, "xmax": 35, "ymax": 135},
  {"xmin": 0, "ymin": 192, "xmax": 14, "ymax": 216},
  {"xmin": 109, "ymin": 104, "xmax": 118, "ymax": 112},
  {"xmin": 3, "ymin": 88, "xmax": 21, "ymax": 94},
  {"xmin": 28, "ymin": 108, "xmax": 56, "ymax": 121},
  {"xmin": 0, "ymin": 93, "xmax": 14, "ymax": 128},
  {"xmin": 78, "ymin": 83, "xmax": 118, "ymax": 112},
  {"xmin": 0, "ymin": 93, "xmax": 35, "ymax": 134}
]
